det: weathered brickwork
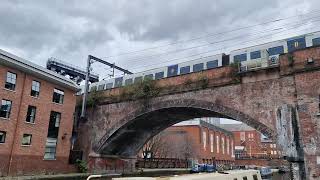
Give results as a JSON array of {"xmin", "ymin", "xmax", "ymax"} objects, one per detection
[
  {"xmin": 0, "ymin": 65, "xmax": 77, "ymax": 176},
  {"xmin": 77, "ymin": 46, "xmax": 320, "ymax": 179}
]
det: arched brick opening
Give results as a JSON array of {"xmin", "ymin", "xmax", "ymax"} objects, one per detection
[{"xmin": 94, "ymin": 99, "xmax": 275, "ymax": 156}]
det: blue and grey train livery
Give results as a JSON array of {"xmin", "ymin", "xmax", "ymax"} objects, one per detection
[{"xmin": 85, "ymin": 31, "xmax": 320, "ymax": 93}]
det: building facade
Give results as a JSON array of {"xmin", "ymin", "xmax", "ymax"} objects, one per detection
[
  {"xmin": 140, "ymin": 119, "xmax": 235, "ymax": 166},
  {"xmin": 0, "ymin": 49, "xmax": 79, "ymax": 176}
]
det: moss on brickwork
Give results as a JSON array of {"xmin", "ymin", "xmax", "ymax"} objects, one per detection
[{"xmin": 120, "ymin": 79, "xmax": 161, "ymax": 101}]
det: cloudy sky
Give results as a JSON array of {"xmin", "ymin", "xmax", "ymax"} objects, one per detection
[{"xmin": 1, "ymin": 0, "xmax": 320, "ymax": 79}]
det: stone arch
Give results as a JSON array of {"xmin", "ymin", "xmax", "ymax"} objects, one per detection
[{"xmin": 94, "ymin": 99, "xmax": 275, "ymax": 156}]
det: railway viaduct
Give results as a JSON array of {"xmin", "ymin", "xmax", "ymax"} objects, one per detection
[{"xmin": 76, "ymin": 46, "xmax": 320, "ymax": 180}]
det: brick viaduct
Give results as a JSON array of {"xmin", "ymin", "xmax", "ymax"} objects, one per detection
[{"xmin": 76, "ymin": 47, "xmax": 320, "ymax": 179}]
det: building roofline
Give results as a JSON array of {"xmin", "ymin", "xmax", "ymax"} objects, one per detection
[{"xmin": 0, "ymin": 49, "xmax": 79, "ymax": 91}]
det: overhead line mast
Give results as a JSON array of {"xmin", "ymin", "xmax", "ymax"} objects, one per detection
[{"xmin": 80, "ymin": 55, "xmax": 132, "ymax": 119}]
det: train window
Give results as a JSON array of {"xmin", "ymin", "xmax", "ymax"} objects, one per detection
[
  {"xmin": 155, "ymin": 72, "xmax": 164, "ymax": 80},
  {"xmin": 234, "ymin": 54, "xmax": 247, "ymax": 63},
  {"xmin": 105, "ymin": 83, "xmax": 113, "ymax": 89},
  {"xmin": 114, "ymin": 77, "xmax": 123, "ymax": 88},
  {"xmin": 134, "ymin": 76, "xmax": 143, "ymax": 83},
  {"xmin": 207, "ymin": 60, "xmax": 218, "ymax": 69},
  {"xmin": 180, "ymin": 66, "xmax": 190, "ymax": 75},
  {"xmin": 253, "ymin": 174, "xmax": 258, "ymax": 180},
  {"xmin": 268, "ymin": 46, "xmax": 284, "ymax": 56},
  {"xmin": 167, "ymin": 64, "xmax": 178, "ymax": 77},
  {"xmin": 242, "ymin": 177, "xmax": 248, "ymax": 180},
  {"xmin": 312, "ymin": 38, "xmax": 320, "ymax": 46},
  {"xmin": 125, "ymin": 79, "xmax": 133, "ymax": 86},
  {"xmin": 250, "ymin": 51, "xmax": 261, "ymax": 59},
  {"xmin": 193, "ymin": 63, "xmax": 204, "ymax": 72},
  {"xmin": 287, "ymin": 37, "xmax": 306, "ymax": 52},
  {"xmin": 97, "ymin": 84, "xmax": 105, "ymax": 91},
  {"xmin": 144, "ymin": 74, "xmax": 154, "ymax": 80}
]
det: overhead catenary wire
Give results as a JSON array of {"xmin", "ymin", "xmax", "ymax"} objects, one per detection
[
  {"xmin": 115, "ymin": 15, "xmax": 320, "ymax": 65},
  {"xmin": 103, "ymin": 9, "xmax": 320, "ymax": 59},
  {"xmin": 126, "ymin": 22, "xmax": 320, "ymax": 72}
]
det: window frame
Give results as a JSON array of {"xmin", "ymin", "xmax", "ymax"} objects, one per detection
[
  {"xmin": 5, "ymin": 71, "xmax": 17, "ymax": 91},
  {"xmin": 0, "ymin": 131, "xmax": 6, "ymax": 143},
  {"xmin": 22, "ymin": 134, "xmax": 32, "ymax": 146},
  {"xmin": 52, "ymin": 88, "xmax": 64, "ymax": 104},
  {"xmin": 31, "ymin": 80, "xmax": 40, "ymax": 97},
  {"xmin": 47, "ymin": 111, "xmax": 61, "ymax": 139},
  {"xmin": 0, "ymin": 99, "xmax": 12, "ymax": 119},
  {"xmin": 26, "ymin": 105, "xmax": 37, "ymax": 124}
]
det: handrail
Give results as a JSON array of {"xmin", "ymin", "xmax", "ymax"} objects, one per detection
[{"xmin": 86, "ymin": 173, "xmax": 121, "ymax": 180}]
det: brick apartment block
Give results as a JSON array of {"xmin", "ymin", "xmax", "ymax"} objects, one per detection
[{"xmin": 0, "ymin": 49, "xmax": 79, "ymax": 176}]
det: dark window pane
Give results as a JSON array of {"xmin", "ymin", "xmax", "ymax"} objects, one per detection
[
  {"xmin": 52, "ymin": 89, "xmax": 64, "ymax": 104},
  {"xmin": 207, "ymin": 60, "xmax": 218, "ymax": 69},
  {"xmin": 5, "ymin": 72, "xmax": 16, "ymax": 91},
  {"xmin": 125, "ymin": 79, "xmax": 133, "ymax": 86},
  {"xmin": 234, "ymin": 54, "xmax": 247, "ymax": 63},
  {"xmin": 312, "ymin": 37, "xmax": 320, "ymax": 46},
  {"xmin": 250, "ymin": 51, "xmax": 261, "ymax": 59},
  {"xmin": 134, "ymin": 76, "xmax": 143, "ymax": 83},
  {"xmin": 268, "ymin": 46, "xmax": 284, "ymax": 56},
  {"xmin": 105, "ymin": 83, "xmax": 113, "ymax": 89},
  {"xmin": 193, "ymin": 63, "xmax": 204, "ymax": 72},
  {"xmin": 180, "ymin": 66, "xmax": 190, "ymax": 75},
  {"xmin": 167, "ymin": 65, "xmax": 178, "ymax": 77},
  {"xmin": 47, "ymin": 111, "xmax": 61, "ymax": 139},
  {"xmin": 155, "ymin": 72, "xmax": 164, "ymax": 80},
  {"xmin": 31, "ymin": 80, "xmax": 40, "ymax": 97},
  {"xmin": 26, "ymin": 106, "xmax": 36, "ymax": 123},
  {"xmin": 114, "ymin": 77, "xmax": 123, "ymax": 88},
  {"xmin": 97, "ymin": 84, "xmax": 104, "ymax": 91},
  {"xmin": 144, "ymin": 74, "xmax": 154, "ymax": 80},
  {"xmin": 0, "ymin": 99, "xmax": 12, "ymax": 118},
  {"xmin": 222, "ymin": 55, "xmax": 230, "ymax": 66},
  {"xmin": 22, "ymin": 134, "xmax": 32, "ymax": 145},
  {"xmin": 287, "ymin": 37, "xmax": 306, "ymax": 52},
  {"xmin": 0, "ymin": 131, "xmax": 6, "ymax": 143}
]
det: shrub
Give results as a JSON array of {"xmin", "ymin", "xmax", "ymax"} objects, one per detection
[{"xmin": 75, "ymin": 159, "xmax": 88, "ymax": 173}]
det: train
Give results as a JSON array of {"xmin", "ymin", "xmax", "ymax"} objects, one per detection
[{"xmin": 86, "ymin": 31, "xmax": 320, "ymax": 92}]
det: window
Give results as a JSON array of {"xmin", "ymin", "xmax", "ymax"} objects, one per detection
[
  {"xmin": 134, "ymin": 76, "xmax": 143, "ymax": 83},
  {"xmin": 125, "ymin": 79, "xmax": 133, "ymax": 86},
  {"xmin": 312, "ymin": 38, "xmax": 320, "ymax": 46},
  {"xmin": 52, "ymin": 89, "xmax": 64, "ymax": 104},
  {"xmin": 47, "ymin": 112, "xmax": 61, "ymax": 138},
  {"xmin": 287, "ymin": 37, "xmax": 306, "ymax": 52},
  {"xmin": 222, "ymin": 137, "xmax": 225, "ymax": 154},
  {"xmin": 210, "ymin": 134, "xmax": 214, "ymax": 153},
  {"xmin": 253, "ymin": 174, "xmax": 258, "ymax": 180},
  {"xmin": 26, "ymin": 106, "xmax": 36, "ymax": 123},
  {"xmin": 44, "ymin": 138, "xmax": 57, "ymax": 160},
  {"xmin": 203, "ymin": 131, "xmax": 207, "ymax": 150},
  {"xmin": 227, "ymin": 138, "xmax": 230, "ymax": 155},
  {"xmin": 155, "ymin": 72, "xmax": 164, "ymax": 80},
  {"xmin": 207, "ymin": 60, "xmax": 218, "ymax": 69},
  {"xmin": 234, "ymin": 54, "xmax": 247, "ymax": 63},
  {"xmin": 5, "ymin": 72, "xmax": 17, "ymax": 91},
  {"xmin": 0, "ymin": 131, "xmax": 6, "ymax": 143},
  {"xmin": 0, "ymin": 99, "xmax": 12, "ymax": 119},
  {"xmin": 240, "ymin": 132, "xmax": 245, "ymax": 141},
  {"xmin": 193, "ymin": 63, "xmax": 204, "ymax": 72},
  {"xmin": 216, "ymin": 135, "xmax": 220, "ymax": 153},
  {"xmin": 180, "ymin": 66, "xmax": 190, "ymax": 75},
  {"xmin": 105, "ymin": 83, "xmax": 113, "ymax": 89},
  {"xmin": 22, "ymin": 134, "xmax": 32, "ymax": 145},
  {"xmin": 250, "ymin": 51, "xmax": 261, "ymax": 59},
  {"xmin": 243, "ymin": 176, "xmax": 248, "ymax": 180},
  {"xmin": 114, "ymin": 77, "xmax": 123, "ymax": 88},
  {"xmin": 144, "ymin": 74, "xmax": 154, "ymax": 80},
  {"xmin": 268, "ymin": 46, "xmax": 284, "ymax": 56},
  {"xmin": 167, "ymin": 65, "xmax": 178, "ymax": 77},
  {"xmin": 31, "ymin": 80, "xmax": 40, "ymax": 97},
  {"xmin": 97, "ymin": 84, "xmax": 104, "ymax": 91}
]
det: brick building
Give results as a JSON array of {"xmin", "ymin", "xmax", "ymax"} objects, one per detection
[
  {"xmin": 0, "ymin": 49, "xmax": 79, "ymax": 176},
  {"xmin": 141, "ymin": 118, "xmax": 235, "ymax": 166}
]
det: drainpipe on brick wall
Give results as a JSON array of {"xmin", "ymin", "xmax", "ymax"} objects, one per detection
[{"xmin": 7, "ymin": 73, "xmax": 27, "ymax": 175}]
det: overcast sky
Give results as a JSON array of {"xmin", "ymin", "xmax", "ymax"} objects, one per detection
[{"xmin": 1, "ymin": 0, "xmax": 320, "ymax": 79}]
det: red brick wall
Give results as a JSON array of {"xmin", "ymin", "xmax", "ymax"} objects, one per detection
[
  {"xmin": 162, "ymin": 125, "xmax": 235, "ymax": 163},
  {"xmin": 0, "ymin": 65, "xmax": 77, "ymax": 176}
]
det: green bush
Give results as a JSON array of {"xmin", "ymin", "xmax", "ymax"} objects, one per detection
[
  {"xmin": 75, "ymin": 159, "xmax": 88, "ymax": 173},
  {"xmin": 121, "ymin": 79, "xmax": 161, "ymax": 100}
]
